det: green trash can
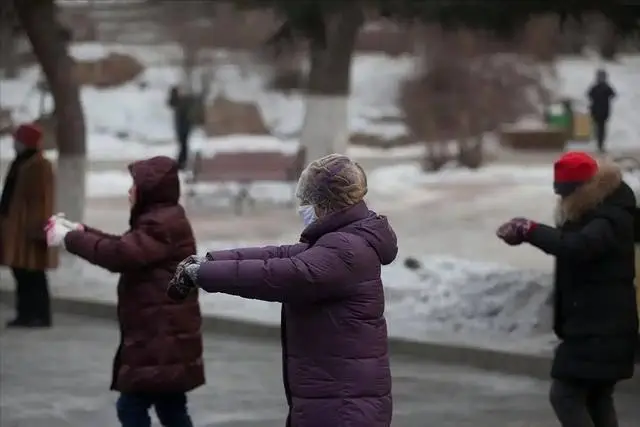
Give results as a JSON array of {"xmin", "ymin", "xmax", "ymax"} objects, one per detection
[{"xmin": 546, "ymin": 102, "xmax": 572, "ymax": 132}]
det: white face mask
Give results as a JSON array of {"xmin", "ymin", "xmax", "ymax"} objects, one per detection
[{"xmin": 297, "ymin": 205, "xmax": 317, "ymax": 227}]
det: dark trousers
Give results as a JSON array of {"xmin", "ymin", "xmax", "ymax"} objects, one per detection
[
  {"xmin": 11, "ymin": 268, "xmax": 51, "ymax": 324},
  {"xmin": 116, "ymin": 392, "xmax": 193, "ymax": 427},
  {"xmin": 592, "ymin": 119, "xmax": 608, "ymax": 153},
  {"xmin": 176, "ymin": 128, "xmax": 191, "ymax": 171},
  {"xmin": 550, "ymin": 379, "xmax": 618, "ymax": 427}
]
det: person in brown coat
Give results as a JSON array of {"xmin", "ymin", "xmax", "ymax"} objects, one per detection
[
  {"xmin": 46, "ymin": 156, "xmax": 204, "ymax": 427},
  {"xmin": 0, "ymin": 123, "xmax": 56, "ymax": 328}
]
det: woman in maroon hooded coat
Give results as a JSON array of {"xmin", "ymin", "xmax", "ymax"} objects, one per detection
[
  {"xmin": 47, "ymin": 156, "xmax": 204, "ymax": 427},
  {"xmin": 168, "ymin": 154, "xmax": 398, "ymax": 427}
]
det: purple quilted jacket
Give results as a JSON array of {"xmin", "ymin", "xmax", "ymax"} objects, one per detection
[{"xmin": 199, "ymin": 201, "xmax": 397, "ymax": 427}]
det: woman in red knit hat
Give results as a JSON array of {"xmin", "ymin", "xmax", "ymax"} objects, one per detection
[
  {"xmin": 0, "ymin": 123, "xmax": 57, "ymax": 327},
  {"xmin": 496, "ymin": 151, "xmax": 638, "ymax": 427}
]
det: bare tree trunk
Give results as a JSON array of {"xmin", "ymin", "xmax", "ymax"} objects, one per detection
[
  {"xmin": 300, "ymin": 4, "xmax": 363, "ymax": 163},
  {"xmin": 0, "ymin": 30, "xmax": 18, "ymax": 78},
  {"xmin": 14, "ymin": 0, "xmax": 86, "ymax": 222},
  {"xmin": 598, "ymin": 21, "xmax": 618, "ymax": 60}
]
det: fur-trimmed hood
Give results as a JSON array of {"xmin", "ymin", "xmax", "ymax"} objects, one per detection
[{"xmin": 554, "ymin": 159, "xmax": 636, "ymax": 225}]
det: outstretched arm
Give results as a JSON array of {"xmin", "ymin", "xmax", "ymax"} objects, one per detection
[
  {"xmin": 64, "ymin": 219, "xmax": 171, "ymax": 273},
  {"xmin": 197, "ymin": 234, "xmax": 351, "ymax": 303},
  {"xmin": 206, "ymin": 243, "xmax": 308, "ymax": 261},
  {"xmin": 527, "ymin": 219, "xmax": 616, "ymax": 262},
  {"xmin": 82, "ymin": 225, "xmax": 121, "ymax": 240}
]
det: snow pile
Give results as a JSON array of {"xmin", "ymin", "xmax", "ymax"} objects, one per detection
[{"xmin": 382, "ymin": 256, "xmax": 553, "ymax": 335}]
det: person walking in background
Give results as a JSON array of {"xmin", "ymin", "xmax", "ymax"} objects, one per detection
[
  {"xmin": 167, "ymin": 85, "xmax": 193, "ymax": 170},
  {"xmin": 497, "ymin": 152, "xmax": 637, "ymax": 427},
  {"xmin": 168, "ymin": 154, "xmax": 397, "ymax": 427},
  {"xmin": 587, "ymin": 69, "xmax": 616, "ymax": 153},
  {"xmin": 0, "ymin": 124, "xmax": 56, "ymax": 328},
  {"xmin": 45, "ymin": 156, "xmax": 204, "ymax": 427}
]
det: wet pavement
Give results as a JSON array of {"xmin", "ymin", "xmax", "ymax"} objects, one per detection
[{"xmin": 1, "ymin": 312, "xmax": 639, "ymax": 427}]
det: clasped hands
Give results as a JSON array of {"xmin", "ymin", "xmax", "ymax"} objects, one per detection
[
  {"xmin": 166, "ymin": 254, "xmax": 211, "ymax": 301},
  {"xmin": 44, "ymin": 213, "xmax": 83, "ymax": 247},
  {"xmin": 495, "ymin": 217, "xmax": 536, "ymax": 246}
]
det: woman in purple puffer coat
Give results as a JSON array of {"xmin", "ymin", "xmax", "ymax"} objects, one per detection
[{"xmin": 168, "ymin": 154, "xmax": 398, "ymax": 427}]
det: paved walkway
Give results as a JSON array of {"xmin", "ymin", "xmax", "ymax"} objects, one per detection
[{"xmin": 2, "ymin": 311, "xmax": 639, "ymax": 427}]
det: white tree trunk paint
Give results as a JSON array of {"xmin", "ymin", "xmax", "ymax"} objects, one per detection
[
  {"xmin": 55, "ymin": 155, "xmax": 87, "ymax": 223},
  {"xmin": 299, "ymin": 94, "xmax": 350, "ymax": 163}
]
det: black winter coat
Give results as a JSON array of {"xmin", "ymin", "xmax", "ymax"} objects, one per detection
[
  {"xmin": 527, "ymin": 161, "xmax": 638, "ymax": 381},
  {"xmin": 588, "ymin": 81, "xmax": 616, "ymax": 122}
]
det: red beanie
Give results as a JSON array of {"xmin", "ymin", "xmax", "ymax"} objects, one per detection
[
  {"xmin": 14, "ymin": 124, "xmax": 43, "ymax": 149},
  {"xmin": 554, "ymin": 152, "xmax": 598, "ymax": 184}
]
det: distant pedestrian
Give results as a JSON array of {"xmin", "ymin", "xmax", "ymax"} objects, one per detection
[
  {"xmin": 167, "ymin": 85, "xmax": 193, "ymax": 170},
  {"xmin": 497, "ymin": 151, "xmax": 638, "ymax": 427},
  {"xmin": 587, "ymin": 69, "xmax": 616, "ymax": 153},
  {"xmin": 0, "ymin": 123, "xmax": 56, "ymax": 328},
  {"xmin": 168, "ymin": 154, "xmax": 397, "ymax": 427},
  {"xmin": 46, "ymin": 156, "xmax": 204, "ymax": 427}
]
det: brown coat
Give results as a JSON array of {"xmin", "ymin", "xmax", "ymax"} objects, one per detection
[
  {"xmin": 63, "ymin": 156, "xmax": 205, "ymax": 393},
  {"xmin": 0, "ymin": 152, "xmax": 58, "ymax": 270}
]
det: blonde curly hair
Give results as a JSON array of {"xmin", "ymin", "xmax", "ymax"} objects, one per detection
[{"xmin": 295, "ymin": 154, "xmax": 368, "ymax": 215}]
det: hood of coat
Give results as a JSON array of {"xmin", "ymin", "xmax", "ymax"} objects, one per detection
[
  {"xmin": 347, "ymin": 212, "xmax": 398, "ymax": 265},
  {"xmin": 302, "ymin": 201, "xmax": 398, "ymax": 265},
  {"xmin": 128, "ymin": 156, "xmax": 180, "ymax": 210},
  {"xmin": 555, "ymin": 160, "xmax": 636, "ymax": 225}
]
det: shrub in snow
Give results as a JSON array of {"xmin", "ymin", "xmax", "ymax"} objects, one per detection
[{"xmin": 400, "ymin": 26, "xmax": 553, "ymax": 171}]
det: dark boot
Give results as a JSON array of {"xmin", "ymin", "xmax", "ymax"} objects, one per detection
[{"xmin": 6, "ymin": 318, "xmax": 30, "ymax": 328}]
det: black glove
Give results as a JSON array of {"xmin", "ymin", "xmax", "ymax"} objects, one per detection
[{"xmin": 167, "ymin": 255, "xmax": 206, "ymax": 301}]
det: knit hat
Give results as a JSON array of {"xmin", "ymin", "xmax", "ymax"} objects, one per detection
[
  {"xmin": 553, "ymin": 151, "xmax": 598, "ymax": 196},
  {"xmin": 13, "ymin": 124, "xmax": 43, "ymax": 149}
]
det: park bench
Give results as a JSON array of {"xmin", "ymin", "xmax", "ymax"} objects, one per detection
[
  {"xmin": 500, "ymin": 127, "xmax": 567, "ymax": 151},
  {"xmin": 185, "ymin": 148, "xmax": 306, "ymax": 214}
]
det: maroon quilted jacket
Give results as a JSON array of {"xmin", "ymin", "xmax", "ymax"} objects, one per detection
[{"xmin": 64, "ymin": 156, "xmax": 204, "ymax": 393}]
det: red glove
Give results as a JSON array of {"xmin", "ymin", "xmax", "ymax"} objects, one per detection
[{"xmin": 496, "ymin": 217, "xmax": 536, "ymax": 246}]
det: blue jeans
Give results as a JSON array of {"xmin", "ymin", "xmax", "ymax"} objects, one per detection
[{"xmin": 116, "ymin": 393, "xmax": 193, "ymax": 427}]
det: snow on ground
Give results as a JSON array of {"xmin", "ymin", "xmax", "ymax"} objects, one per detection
[
  {"xmin": 368, "ymin": 163, "xmax": 552, "ymax": 193},
  {"xmin": 381, "ymin": 255, "xmax": 553, "ymax": 335},
  {"xmin": 368, "ymin": 161, "xmax": 640, "ymax": 199},
  {"xmin": 0, "ymin": 42, "xmax": 414, "ymax": 150}
]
